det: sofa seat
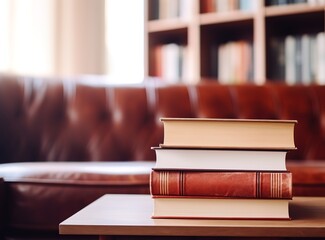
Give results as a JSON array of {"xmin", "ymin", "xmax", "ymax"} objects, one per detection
[
  {"xmin": 1, "ymin": 160, "xmax": 325, "ymax": 236},
  {"xmin": 0, "ymin": 161, "xmax": 153, "ymax": 234}
]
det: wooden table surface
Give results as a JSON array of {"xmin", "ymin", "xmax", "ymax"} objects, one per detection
[{"xmin": 59, "ymin": 194, "xmax": 325, "ymax": 238}]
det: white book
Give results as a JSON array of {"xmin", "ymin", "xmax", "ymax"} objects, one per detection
[
  {"xmin": 285, "ymin": 35, "xmax": 296, "ymax": 84},
  {"xmin": 294, "ymin": 35, "xmax": 303, "ymax": 83},
  {"xmin": 153, "ymin": 147, "xmax": 288, "ymax": 171},
  {"xmin": 161, "ymin": 43, "xmax": 181, "ymax": 83},
  {"xmin": 316, "ymin": 32, "xmax": 325, "ymax": 84},
  {"xmin": 301, "ymin": 34, "xmax": 312, "ymax": 84},
  {"xmin": 310, "ymin": 34, "xmax": 318, "ymax": 83},
  {"xmin": 223, "ymin": 42, "xmax": 236, "ymax": 84},
  {"xmin": 167, "ymin": 0, "xmax": 179, "ymax": 18},
  {"xmin": 179, "ymin": 0, "xmax": 192, "ymax": 19},
  {"xmin": 216, "ymin": 0, "xmax": 228, "ymax": 12},
  {"xmin": 239, "ymin": 0, "xmax": 255, "ymax": 11},
  {"xmin": 180, "ymin": 45, "xmax": 189, "ymax": 82}
]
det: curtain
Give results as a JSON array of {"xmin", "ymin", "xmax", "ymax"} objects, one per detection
[{"xmin": 0, "ymin": 0, "xmax": 106, "ymax": 77}]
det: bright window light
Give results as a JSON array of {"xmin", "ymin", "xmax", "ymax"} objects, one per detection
[
  {"xmin": 105, "ymin": 0, "xmax": 145, "ymax": 84},
  {"xmin": 0, "ymin": 0, "xmax": 10, "ymax": 72}
]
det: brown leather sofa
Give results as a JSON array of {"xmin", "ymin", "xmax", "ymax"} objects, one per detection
[{"xmin": 0, "ymin": 75, "xmax": 325, "ymax": 240}]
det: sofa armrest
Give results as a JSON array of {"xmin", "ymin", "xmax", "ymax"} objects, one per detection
[
  {"xmin": 0, "ymin": 178, "xmax": 4, "ymax": 237},
  {"xmin": 287, "ymin": 161, "xmax": 325, "ymax": 196}
]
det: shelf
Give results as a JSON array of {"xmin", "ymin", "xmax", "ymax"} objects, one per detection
[
  {"xmin": 145, "ymin": 0, "xmax": 325, "ymax": 84},
  {"xmin": 266, "ymin": 9, "xmax": 324, "ymax": 36},
  {"xmin": 200, "ymin": 11, "xmax": 255, "ymax": 25},
  {"xmin": 147, "ymin": 19, "xmax": 189, "ymax": 33},
  {"xmin": 265, "ymin": 4, "xmax": 325, "ymax": 17}
]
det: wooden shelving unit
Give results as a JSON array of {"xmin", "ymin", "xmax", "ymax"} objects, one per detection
[{"xmin": 144, "ymin": 0, "xmax": 325, "ymax": 84}]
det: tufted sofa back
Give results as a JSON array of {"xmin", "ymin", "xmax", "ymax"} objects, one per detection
[{"xmin": 1, "ymin": 75, "xmax": 325, "ymax": 163}]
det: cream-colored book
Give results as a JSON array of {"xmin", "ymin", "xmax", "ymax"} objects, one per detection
[
  {"xmin": 152, "ymin": 197, "xmax": 290, "ymax": 220},
  {"xmin": 160, "ymin": 118, "xmax": 297, "ymax": 150}
]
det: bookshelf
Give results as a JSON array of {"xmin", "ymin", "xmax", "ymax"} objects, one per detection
[{"xmin": 144, "ymin": 0, "xmax": 325, "ymax": 84}]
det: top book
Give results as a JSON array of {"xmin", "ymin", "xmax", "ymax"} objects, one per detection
[{"xmin": 160, "ymin": 118, "xmax": 297, "ymax": 150}]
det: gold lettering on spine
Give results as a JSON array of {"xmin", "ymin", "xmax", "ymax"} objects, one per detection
[
  {"xmin": 165, "ymin": 171, "xmax": 169, "ymax": 195},
  {"xmin": 180, "ymin": 171, "xmax": 184, "ymax": 196},
  {"xmin": 158, "ymin": 172, "xmax": 161, "ymax": 194},
  {"xmin": 278, "ymin": 173, "xmax": 282, "ymax": 198},
  {"xmin": 270, "ymin": 173, "xmax": 282, "ymax": 198},
  {"xmin": 159, "ymin": 171, "xmax": 169, "ymax": 195},
  {"xmin": 256, "ymin": 172, "xmax": 261, "ymax": 198},
  {"xmin": 269, "ymin": 173, "xmax": 272, "ymax": 198},
  {"xmin": 270, "ymin": 173, "xmax": 273, "ymax": 198}
]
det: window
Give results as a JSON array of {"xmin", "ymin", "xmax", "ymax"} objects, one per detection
[
  {"xmin": 105, "ymin": 0, "xmax": 145, "ymax": 83},
  {"xmin": 0, "ymin": 0, "xmax": 145, "ymax": 84}
]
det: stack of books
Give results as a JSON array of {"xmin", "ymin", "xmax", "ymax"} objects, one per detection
[{"xmin": 150, "ymin": 118, "xmax": 297, "ymax": 220}]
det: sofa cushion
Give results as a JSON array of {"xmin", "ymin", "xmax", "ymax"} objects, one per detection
[{"xmin": 0, "ymin": 161, "xmax": 153, "ymax": 231}]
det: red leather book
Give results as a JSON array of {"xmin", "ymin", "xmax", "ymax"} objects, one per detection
[{"xmin": 150, "ymin": 170, "xmax": 292, "ymax": 199}]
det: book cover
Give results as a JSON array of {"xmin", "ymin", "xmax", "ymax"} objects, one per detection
[
  {"xmin": 161, "ymin": 43, "xmax": 181, "ymax": 82},
  {"xmin": 301, "ymin": 34, "xmax": 312, "ymax": 84},
  {"xmin": 153, "ymin": 147, "xmax": 289, "ymax": 171},
  {"xmin": 160, "ymin": 118, "xmax": 297, "ymax": 150},
  {"xmin": 316, "ymin": 32, "xmax": 325, "ymax": 84},
  {"xmin": 152, "ymin": 197, "xmax": 290, "ymax": 219},
  {"xmin": 294, "ymin": 35, "xmax": 303, "ymax": 84},
  {"xmin": 201, "ymin": 0, "xmax": 216, "ymax": 13},
  {"xmin": 150, "ymin": 170, "xmax": 292, "ymax": 199},
  {"xmin": 285, "ymin": 35, "xmax": 296, "ymax": 84}
]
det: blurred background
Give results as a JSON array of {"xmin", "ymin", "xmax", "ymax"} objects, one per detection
[{"xmin": 0, "ymin": 0, "xmax": 145, "ymax": 84}]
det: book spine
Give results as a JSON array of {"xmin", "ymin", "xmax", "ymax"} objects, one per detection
[{"xmin": 150, "ymin": 170, "xmax": 292, "ymax": 199}]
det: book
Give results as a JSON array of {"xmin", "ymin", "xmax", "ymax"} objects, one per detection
[
  {"xmin": 217, "ymin": 40, "xmax": 253, "ymax": 84},
  {"xmin": 310, "ymin": 34, "xmax": 318, "ymax": 83},
  {"xmin": 157, "ymin": 43, "xmax": 187, "ymax": 83},
  {"xmin": 160, "ymin": 118, "xmax": 297, "ymax": 150},
  {"xmin": 301, "ymin": 34, "xmax": 312, "ymax": 84},
  {"xmin": 200, "ymin": 0, "xmax": 216, "ymax": 13},
  {"xmin": 285, "ymin": 35, "xmax": 296, "ymax": 84},
  {"xmin": 150, "ymin": 170, "xmax": 292, "ymax": 199},
  {"xmin": 152, "ymin": 147, "xmax": 289, "ymax": 171},
  {"xmin": 149, "ymin": 0, "xmax": 159, "ymax": 20},
  {"xmin": 161, "ymin": 43, "xmax": 181, "ymax": 82},
  {"xmin": 316, "ymin": 32, "xmax": 325, "ymax": 84},
  {"xmin": 239, "ymin": 0, "xmax": 256, "ymax": 11},
  {"xmin": 152, "ymin": 197, "xmax": 290, "ymax": 219},
  {"xmin": 294, "ymin": 35, "xmax": 303, "ymax": 83}
]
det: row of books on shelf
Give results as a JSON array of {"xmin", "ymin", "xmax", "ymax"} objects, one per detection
[
  {"xmin": 150, "ymin": 0, "xmax": 325, "ymax": 20},
  {"xmin": 202, "ymin": 0, "xmax": 256, "ymax": 13},
  {"xmin": 212, "ymin": 40, "xmax": 254, "ymax": 84},
  {"xmin": 152, "ymin": 43, "xmax": 189, "ymax": 83},
  {"xmin": 152, "ymin": 41, "xmax": 254, "ymax": 84},
  {"xmin": 265, "ymin": 0, "xmax": 325, "ymax": 6},
  {"xmin": 150, "ymin": 0, "xmax": 255, "ymax": 20},
  {"xmin": 150, "ymin": 0, "xmax": 192, "ymax": 20},
  {"xmin": 269, "ymin": 32, "xmax": 325, "ymax": 84},
  {"xmin": 150, "ymin": 118, "xmax": 297, "ymax": 220},
  {"xmin": 152, "ymin": 32, "xmax": 324, "ymax": 84}
]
